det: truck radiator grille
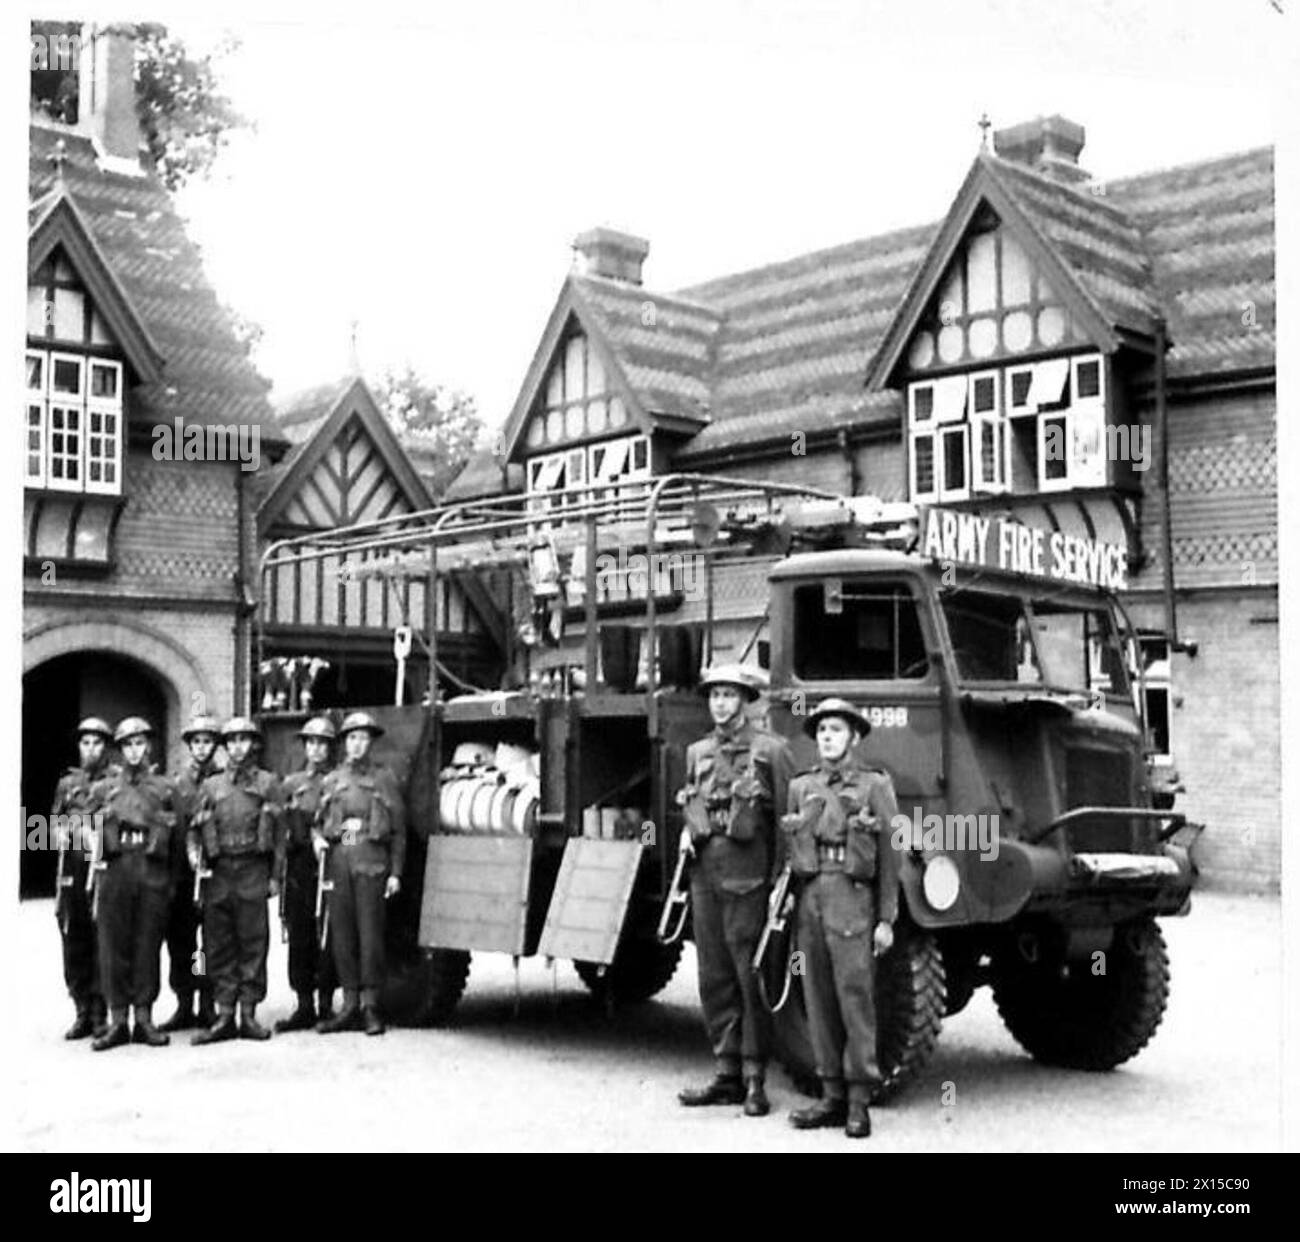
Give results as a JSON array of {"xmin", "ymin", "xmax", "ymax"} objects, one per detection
[{"xmin": 1064, "ymin": 747, "xmax": 1136, "ymax": 852}]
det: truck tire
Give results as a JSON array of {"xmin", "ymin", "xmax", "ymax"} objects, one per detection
[
  {"xmin": 772, "ymin": 924, "xmax": 947, "ymax": 1103},
  {"xmin": 575, "ymin": 940, "xmax": 683, "ymax": 1003},
  {"xmin": 383, "ymin": 949, "xmax": 471, "ymax": 1027},
  {"xmin": 992, "ymin": 918, "xmax": 1169, "ymax": 1070}
]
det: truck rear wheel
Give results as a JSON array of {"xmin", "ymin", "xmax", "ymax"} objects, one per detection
[
  {"xmin": 383, "ymin": 949, "xmax": 471, "ymax": 1027},
  {"xmin": 772, "ymin": 924, "xmax": 946, "ymax": 1103},
  {"xmin": 575, "ymin": 940, "xmax": 683, "ymax": 1003},
  {"xmin": 992, "ymin": 918, "xmax": 1170, "ymax": 1070}
]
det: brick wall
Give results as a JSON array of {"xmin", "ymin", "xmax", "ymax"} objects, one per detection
[{"xmin": 1124, "ymin": 590, "xmax": 1279, "ymax": 892}]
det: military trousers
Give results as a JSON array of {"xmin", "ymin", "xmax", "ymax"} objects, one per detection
[
  {"xmin": 202, "ymin": 854, "xmax": 271, "ymax": 1009},
  {"xmin": 285, "ymin": 845, "xmax": 337, "ymax": 996},
  {"xmin": 327, "ymin": 841, "xmax": 389, "ymax": 996},
  {"xmin": 96, "ymin": 851, "xmax": 172, "ymax": 1011},
  {"xmin": 59, "ymin": 853, "xmax": 101, "ymax": 1008},
  {"xmin": 164, "ymin": 869, "xmax": 211, "ymax": 1005},
  {"xmin": 690, "ymin": 837, "xmax": 772, "ymax": 1079},
  {"xmin": 797, "ymin": 870, "xmax": 881, "ymax": 1094}
]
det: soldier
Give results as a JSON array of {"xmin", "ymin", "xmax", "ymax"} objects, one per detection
[
  {"xmin": 190, "ymin": 717, "xmax": 284, "ymax": 1044},
  {"xmin": 89, "ymin": 717, "xmax": 182, "ymax": 1051},
  {"xmin": 275, "ymin": 717, "xmax": 339, "ymax": 1032},
  {"xmin": 51, "ymin": 717, "xmax": 114, "ymax": 1040},
  {"xmin": 313, "ymin": 712, "xmax": 406, "ymax": 1036},
  {"xmin": 159, "ymin": 716, "xmax": 221, "ymax": 1033},
  {"xmin": 677, "ymin": 663, "xmax": 795, "ymax": 1117},
  {"xmin": 782, "ymin": 698, "xmax": 901, "ymax": 1139}
]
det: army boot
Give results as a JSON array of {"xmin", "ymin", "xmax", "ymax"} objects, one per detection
[
  {"xmin": 239, "ymin": 1004, "xmax": 272, "ymax": 1041},
  {"xmin": 743, "ymin": 1076, "xmax": 770, "ymax": 1117},
  {"xmin": 845, "ymin": 1099, "xmax": 872, "ymax": 1139},
  {"xmin": 790, "ymin": 1093, "xmax": 849, "ymax": 1130},
  {"xmin": 191, "ymin": 1006, "xmax": 238, "ymax": 1045},
  {"xmin": 158, "ymin": 991, "xmax": 196, "ymax": 1033},
  {"xmin": 92, "ymin": 1009, "xmax": 130, "ymax": 1052},
  {"xmin": 363, "ymin": 1007, "xmax": 386, "ymax": 1036},
  {"xmin": 90, "ymin": 997, "xmax": 109, "ymax": 1039},
  {"xmin": 131, "ymin": 1005, "xmax": 170, "ymax": 1047},
  {"xmin": 196, "ymin": 992, "xmax": 216, "ymax": 1028},
  {"xmin": 845, "ymin": 1083, "xmax": 872, "ymax": 1138},
  {"xmin": 317, "ymin": 989, "xmax": 335, "ymax": 1021},
  {"xmin": 678, "ymin": 1074, "xmax": 746, "ymax": 1107},
  {"xmin": 317, "ymin": 991, "xmax": 363, "ymax": 1033},
  {"xmin": 64, "ymin": 1002, "xmax": 94, "ymax": 1041},
  {"xmin": 275, "ymin": 992, "xmax": 317, "ymax": 1033}
]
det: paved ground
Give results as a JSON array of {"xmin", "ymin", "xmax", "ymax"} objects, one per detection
[{"xmin": 8, "ymin": 891, "xmax": 1282, "ymax": 1152}]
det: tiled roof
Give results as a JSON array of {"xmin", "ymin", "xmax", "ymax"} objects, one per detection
[
  {"xmin": 577, "ymin": 144, "xmax": 1274, "ymax": 458},
  {"xmin": 571, "ymin": 274, "xmax": 721, "ymax": 426},
  {"xmin": 443, "ymin": 446, "xmax": 523, "ymax": 502},
  {"xmin": 28, "ymin": 123, "xmax": 282, "ymax": 444},
  {"xmin": 1106, "ymin": 147, "xmax": 1275, "ymax": 379}
]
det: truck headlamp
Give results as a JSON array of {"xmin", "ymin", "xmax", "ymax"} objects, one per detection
[{"xmin": 922, "ymin": 855, "xmax": 960, "ymax": 911}]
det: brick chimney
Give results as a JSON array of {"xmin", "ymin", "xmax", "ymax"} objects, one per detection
[
  {"xmin": 992, "ymin": 115, "xmax": 1089, "ymax": 185},
  {"xmin": 572, "ymin": 227, "xmax": 650, "ymax": 285},
  {"xmin": 77, "ymin": 24, "xmax": 142, "ymax": 169}
]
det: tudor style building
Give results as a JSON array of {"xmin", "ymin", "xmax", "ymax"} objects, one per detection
[
  {"xmin": 22, "ymin": 27, "xmax": 285, "ymax": 893},
  {"xmin": 454, "ymin": 118, "xmax": 1276, "ymax": 891}
]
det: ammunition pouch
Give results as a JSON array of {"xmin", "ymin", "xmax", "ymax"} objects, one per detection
[
  {"xmin": 726, "ymin": 775, "xmax": 769, "ymax": 843},
  {"xmin": 780, "ymin": 812, "xmax": 820, "ymax": 878},
  {"xmin": 681, "ymin": 793, "xmax": 714, "ymax": 844},
  {"xmin": 845, "ymin": 814, "xmax": 880, "ymax": 883}
]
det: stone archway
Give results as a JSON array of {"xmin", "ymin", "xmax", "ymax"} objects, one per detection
[{"xmin": 23, "ymin": 615, "xmax": 215, "ymax": 781}]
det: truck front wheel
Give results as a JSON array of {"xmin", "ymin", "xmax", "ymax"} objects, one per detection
[
  {"xmin": 771, "ymin": 923, "xmax": 946, "ymax": 1103},
  {"xmin": 992, "ymin": 917, "xmax": 1170, "ymax": 1070}
]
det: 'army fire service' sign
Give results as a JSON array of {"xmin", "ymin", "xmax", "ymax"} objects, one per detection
[{"xmin": 920, "ymin": 505, "xmax": 1129, "ymax": 591}]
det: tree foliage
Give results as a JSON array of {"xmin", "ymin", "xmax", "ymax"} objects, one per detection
[
  {"xmin": 30, "ymin": 20, "xmax": 250, "ymax": 191},
  {"xmin": 373, "ymin": 365, "xmax": 486, "ymax": 500}
]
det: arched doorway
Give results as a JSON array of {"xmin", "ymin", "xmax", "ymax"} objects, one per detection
[{"xmin": 20, "ymin": 652, "xmax": 168, "ymax": 897}]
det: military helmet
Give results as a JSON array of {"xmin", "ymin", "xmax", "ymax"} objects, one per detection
[
  {"xmin": 221, "ymin": 715, "xmax": 263, "ymax": 741},
  {"xmin": 76, "ymin": 717, "xmax": 114, "ymax": 742},
  {"xmin": 698, "ymin": 662, "xmax": 767, "ymax": 702},
  {"xmin": 803, "ymin": 697, "xmax": 872, "ymax": 739},
  {"xmin": 338, "ymin": 711, "xmax": 385, "ymax": 739},
  {"xmin": 297, "ymin": 717, "xmax": 337, "ymax": 742},
  {"xmin": 113, "ymin": 716, "xmax": 154, "ymax": 744},
  {"xmin": 182, "ymin": 715, "xmax": 222, "ymax": 742}
]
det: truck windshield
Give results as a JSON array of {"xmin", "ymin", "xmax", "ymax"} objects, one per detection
[
  {"xmin": 941, "ymin": 590, "xmax": 1131, "ymax": 694},
  {"xmin": 792, "ymin": 581, "xmax": 929, "ymax": 680}
]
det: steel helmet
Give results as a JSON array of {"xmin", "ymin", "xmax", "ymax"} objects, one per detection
[
  {"xmin": 114, "ymin": 716, "xmax": 154, "ymax": 744},
  {"xmin": 803, "ymin": 697, "xmax": 872, "ymax": 739},
  {"xmin": 698, "ymin": 662, "xmax": 767, "ymax": 702},
  {"xmin": 76, "ymin": 717, "xmax": 114, "ymax": 742},
  {"xmin": 221, "ymin": 716, "xmax": 263, "ymax": 741},
  {"xmin": 338, "ymin": 711, "xmax": 385, "ymax": 739},
  {"xmin": 297, "ymin": 717, "xmax": 337, "ymax": 742},
  {"xmin": 182, "ymin": 715, "xmax": 222, "ymax": 742}
]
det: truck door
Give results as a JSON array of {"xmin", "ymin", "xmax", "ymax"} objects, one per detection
[{"xmin": 769, "ymin": 576, "xmax": 943, "ymax": 802}]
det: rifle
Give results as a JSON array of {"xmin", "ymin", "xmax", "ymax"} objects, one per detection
[
  {"xmin": 192, "ymin": 848, "xmax": 211, "ymax": 908},
  {"xmin": 655, "ymin": 840, "xmax": 692, "ymax": 945},
  {"xmin": 752, "ymin": 864, "xmax": 797, "ymax": 1013},
  {"xmin": 314, "ymin": 845, "xmax": 334, "ymax": 951},
  {"xmin": 54, "ymin": 818, "xmax": 74, "ymax": 935},
  {"xmin": 277, "ymin": 854, "xmax": 289, "ymax": 943}
]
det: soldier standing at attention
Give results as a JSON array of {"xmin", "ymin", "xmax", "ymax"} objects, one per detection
[
  {"xmin": 51, "ymin": 717, "xmax": 114, "ymax": 1040},
  {"xmin": 783, "ymin": 698, "xmax": 901, "ymax": 1139},
  {"xmin": 677, "ymin": 664, "xmax": 795, "ymax": 1117},
  {"xmin": 275, "ymin": 717, "xmax": 339, "ymax": 1032},
  {"xmin": 190, "ymin": 718, "xmax": 284, "ymax": 1044},
  {"xmin": 159, "ymin": 716, "xmax": 221, "ymax": 1033},
  {"xmin": 314, "ymin": 712, "xmax": 406, "ymax": 1037},
  {"xmin": 89, "ymin": 718, "xmax": 182, "ymax": 1051}
]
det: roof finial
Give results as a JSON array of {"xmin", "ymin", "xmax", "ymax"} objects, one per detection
[
  {"xmin": 48, "ymin": 138, "xmax": 69, "ymax": 180},
  {"xmin": 348, "ymin": 317, "xmax": 360, "ymax": 376},
  {"xmin": 978, "ymin": 112, "xmax": 992, "ymax": 150}
]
